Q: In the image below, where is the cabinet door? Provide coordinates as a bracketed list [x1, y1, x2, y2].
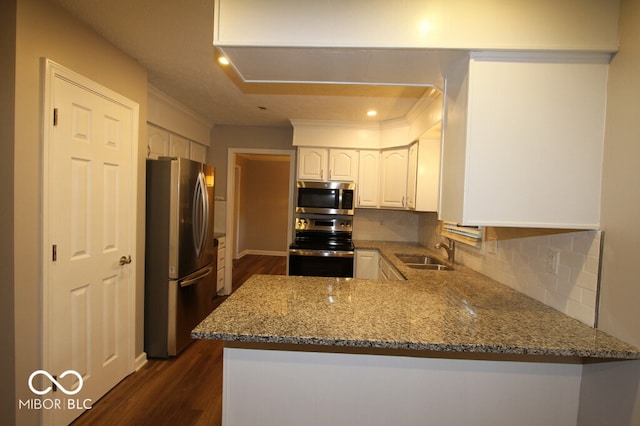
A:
[377, 255, 404, 281]
[329, 149, 358, 181]
[406, 142, 418, 209]
[357, 150, 379, 207]
[297, 147, 328, 181]
[190, 142, 207, 163]
[147, 124, 169, 159]
[379, 148, 409, 208]
[441, 57, 606, 228]
[169, 134, 191, 159]
[354, 250, 379, 279]
[378, 257, 390, 280]
[414, 139, 441, 212]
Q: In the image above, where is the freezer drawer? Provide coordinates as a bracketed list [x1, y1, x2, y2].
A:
[145, 265, 216, 358]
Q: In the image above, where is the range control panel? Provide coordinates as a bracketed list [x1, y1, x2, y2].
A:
[295, 215, 352, 233]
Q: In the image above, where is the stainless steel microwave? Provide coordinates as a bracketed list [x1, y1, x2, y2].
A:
[296, 181, 355, 215]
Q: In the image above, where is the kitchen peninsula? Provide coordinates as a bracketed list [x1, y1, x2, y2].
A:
[192, 241, 640, 426]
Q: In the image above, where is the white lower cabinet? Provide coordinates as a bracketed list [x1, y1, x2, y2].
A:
[223, 347, 582, 426]
[216, 236, 226, 293]
[354, 249, 379, 279]
[355, 249, 404, 280]
[378, 255, 404, 281]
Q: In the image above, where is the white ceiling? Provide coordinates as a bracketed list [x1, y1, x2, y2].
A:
[50, 0, 439, 128]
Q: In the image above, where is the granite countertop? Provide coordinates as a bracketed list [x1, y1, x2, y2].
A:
[192, 240, 640, 360]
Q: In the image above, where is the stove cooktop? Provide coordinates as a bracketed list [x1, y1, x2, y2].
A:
[290, 231, 354, 251]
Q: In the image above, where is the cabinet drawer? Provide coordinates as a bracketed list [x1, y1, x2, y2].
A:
[217, 236, 226, 249]
[216, 268, 225, 292]
[217, 248, 225, 269]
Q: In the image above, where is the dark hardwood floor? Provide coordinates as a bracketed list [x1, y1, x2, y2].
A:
[72, 255, 286, 426]
[230, 254, 287, 291]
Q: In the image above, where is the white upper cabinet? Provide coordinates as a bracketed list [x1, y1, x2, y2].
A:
[406, 143, 418, 209]
[169, 134, 191, 159]
[440, 54, 609, 228]
[379, 148, 409, 208]
[190, 142, 207, 163]
[147, 124, 208, 163]
[147, 86, 211, 163]
[357, 150, 380, 208]
[297, 147, 328, 181]
[147, 124, 169, 159]
[329, 149, 358, 181]
[297, 147, 358, 181]
[410, 138, 441, 212]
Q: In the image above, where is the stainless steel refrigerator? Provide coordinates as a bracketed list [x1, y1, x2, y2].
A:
[144, 157, 217, 358]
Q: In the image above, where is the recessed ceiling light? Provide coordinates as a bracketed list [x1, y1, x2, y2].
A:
[218, 56, 230, 66]
[367, 110, 378, 117]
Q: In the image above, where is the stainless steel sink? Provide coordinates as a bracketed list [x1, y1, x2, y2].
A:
[395, 253, 452, 271]
[407, 263, 451, 270]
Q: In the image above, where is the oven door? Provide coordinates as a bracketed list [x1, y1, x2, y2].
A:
[288, 249, 354, 278]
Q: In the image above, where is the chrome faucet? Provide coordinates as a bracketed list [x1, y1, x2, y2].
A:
[435, 238, 455, 263]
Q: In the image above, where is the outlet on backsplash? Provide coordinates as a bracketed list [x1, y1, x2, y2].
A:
[486, 238, 498, 255]
[547, 248, 560, 275]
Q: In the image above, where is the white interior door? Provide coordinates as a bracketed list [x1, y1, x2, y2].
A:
[43, 61, 138, 425]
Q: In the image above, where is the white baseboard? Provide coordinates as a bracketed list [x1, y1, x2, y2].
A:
[134, 352, 148, 371]
[236, 249, 288, 258]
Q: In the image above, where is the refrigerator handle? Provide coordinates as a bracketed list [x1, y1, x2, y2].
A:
[192, 171, 209, 257]
[179, 266, 214, 288]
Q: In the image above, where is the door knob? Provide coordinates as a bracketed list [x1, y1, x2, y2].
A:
[119, 255, 132, 265]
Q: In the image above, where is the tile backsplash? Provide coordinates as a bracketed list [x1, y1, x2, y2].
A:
[418, 213, 601, 326]
[353, 208, 421, 242]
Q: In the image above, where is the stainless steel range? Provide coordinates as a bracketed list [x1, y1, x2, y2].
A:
[288, 214, 354, 278]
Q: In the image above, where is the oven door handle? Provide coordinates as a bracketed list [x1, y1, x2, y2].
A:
[289, 249, 354, 258]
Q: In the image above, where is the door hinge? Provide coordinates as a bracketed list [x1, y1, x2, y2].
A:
[52, 244, 57, 262]
[53, 108, 58, 126]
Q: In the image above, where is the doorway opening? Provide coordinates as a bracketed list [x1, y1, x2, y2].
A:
[224, 149, 295, 295]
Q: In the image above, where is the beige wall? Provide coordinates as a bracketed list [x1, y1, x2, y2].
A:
[598, 0, 640, 353]
[1, 1, 16, 423]
[14, 0, 147, 422]
[578, 0, 640, 423]
[237, 157, 290, 255]
[208, 125, 294, 198]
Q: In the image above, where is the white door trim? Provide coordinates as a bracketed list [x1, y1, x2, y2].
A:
[224, 148, 296, 295]
[41, 58, 138, 423]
